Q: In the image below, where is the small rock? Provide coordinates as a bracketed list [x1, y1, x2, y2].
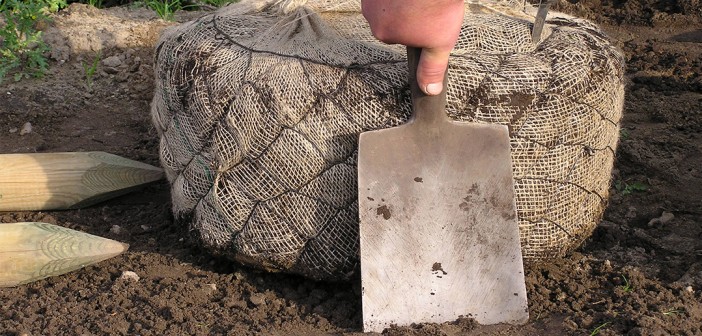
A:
[103, 67, 119, 75]
[224, 297, 247, 309]
[9, 127, 18, 133]
[119, 271, 140, 282]
[659, 211, 675, 224]
[686, 286, 693, 293]
[140, 225, 151, 231]
[563, 318, 578, 330]
[206, 283, 217, 291]
[249, 293, 266, 306]
[102, 55, 122, 68]
[648, 211, 675, 227]
[19, 122, 32, 135]
[109, 225, 122, 235]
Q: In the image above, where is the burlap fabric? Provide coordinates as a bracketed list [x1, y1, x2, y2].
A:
[151, 0, 625, 280]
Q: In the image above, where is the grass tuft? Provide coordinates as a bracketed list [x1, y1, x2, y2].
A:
[589, 322, 611, 336]
[619, 274, 633, 292]
[82, 51, 101, 89]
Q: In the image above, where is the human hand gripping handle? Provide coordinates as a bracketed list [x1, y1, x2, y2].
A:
[361, 0, 464, 96]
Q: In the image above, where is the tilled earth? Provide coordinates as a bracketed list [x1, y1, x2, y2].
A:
[1, 1, 701, 335]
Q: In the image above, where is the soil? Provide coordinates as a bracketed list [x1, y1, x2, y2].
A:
[1, 1, 701, 335]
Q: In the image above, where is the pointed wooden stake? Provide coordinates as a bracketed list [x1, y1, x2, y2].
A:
[0, 222, 128, 287]
[0, 152, 164, 211]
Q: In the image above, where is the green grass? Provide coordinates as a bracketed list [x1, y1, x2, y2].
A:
[615, 180, 649, 196]
[619, 128, 630, 140]
[0, 0, 237, 82]
[589, 322, 611, 336]
[85, 0, 104, 8]
[619, 274, 633, 292]
[141, 0, 239, 20]
[200, 0, 237, 6]
[142, 0, 182, 21]
[662, 308, 683, 316]
[82, 51, 101, 88]
[0, 0, 66, 82]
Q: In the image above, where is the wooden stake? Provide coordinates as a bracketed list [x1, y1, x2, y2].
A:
[0, 152, 164, 211]
[0, 222, 128, 287]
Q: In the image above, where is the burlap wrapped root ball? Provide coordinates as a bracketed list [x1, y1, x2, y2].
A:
[151, 0, 625, 280]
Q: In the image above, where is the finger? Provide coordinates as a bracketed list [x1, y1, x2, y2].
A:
[417, 47, 451, 96]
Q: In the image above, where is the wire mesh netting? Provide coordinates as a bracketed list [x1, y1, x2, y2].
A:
[151, 0, 625, 280]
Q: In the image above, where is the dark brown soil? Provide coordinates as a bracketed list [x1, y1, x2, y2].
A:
[1, 1, 701, 335]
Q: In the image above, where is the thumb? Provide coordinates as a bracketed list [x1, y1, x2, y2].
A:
[417, 48, 451, 96]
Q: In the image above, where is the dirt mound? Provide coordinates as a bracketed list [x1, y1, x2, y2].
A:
[555, 0, 702, 25]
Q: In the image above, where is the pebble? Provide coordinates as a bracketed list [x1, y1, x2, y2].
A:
[249, 293, 266, 306]
[563, 318, 578, 330]
[109, 225, 122, 235]
[119, 271, 140, 282]
[9, 127, 18, 133]
[19, 122, 32, 135]
[685, 286, 693, 293]
[659, 211, 675, 224]
[648, 211, 675, 226]
[102, 55, 122, 68]
[206, 283, 217, 291]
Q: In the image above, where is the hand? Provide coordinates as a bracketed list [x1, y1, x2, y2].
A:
[362, 0, 464, 95]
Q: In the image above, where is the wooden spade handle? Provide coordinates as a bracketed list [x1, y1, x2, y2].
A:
[406, 47, 450, 127]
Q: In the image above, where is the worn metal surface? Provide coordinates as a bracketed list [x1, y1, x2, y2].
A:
[358, 47, 528, 333]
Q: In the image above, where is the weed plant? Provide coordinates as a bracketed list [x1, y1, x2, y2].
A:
[619, 274, 633, 292]
[615, 180, 649, 196]
[0, 0, 66, 82]
[82, 51, 101, 89]
[142, 0, 182, 20]
[200, 0, 237, 6]
[0, 0, 237, 82]
[141, 0, 238, 20]
[86, 0, 104, 8]
[589, 322, 610, 336]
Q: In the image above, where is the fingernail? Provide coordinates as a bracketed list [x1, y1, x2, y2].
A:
[425, 83, 443, 95]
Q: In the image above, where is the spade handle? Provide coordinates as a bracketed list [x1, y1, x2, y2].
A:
[407, 47, 450, 127]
